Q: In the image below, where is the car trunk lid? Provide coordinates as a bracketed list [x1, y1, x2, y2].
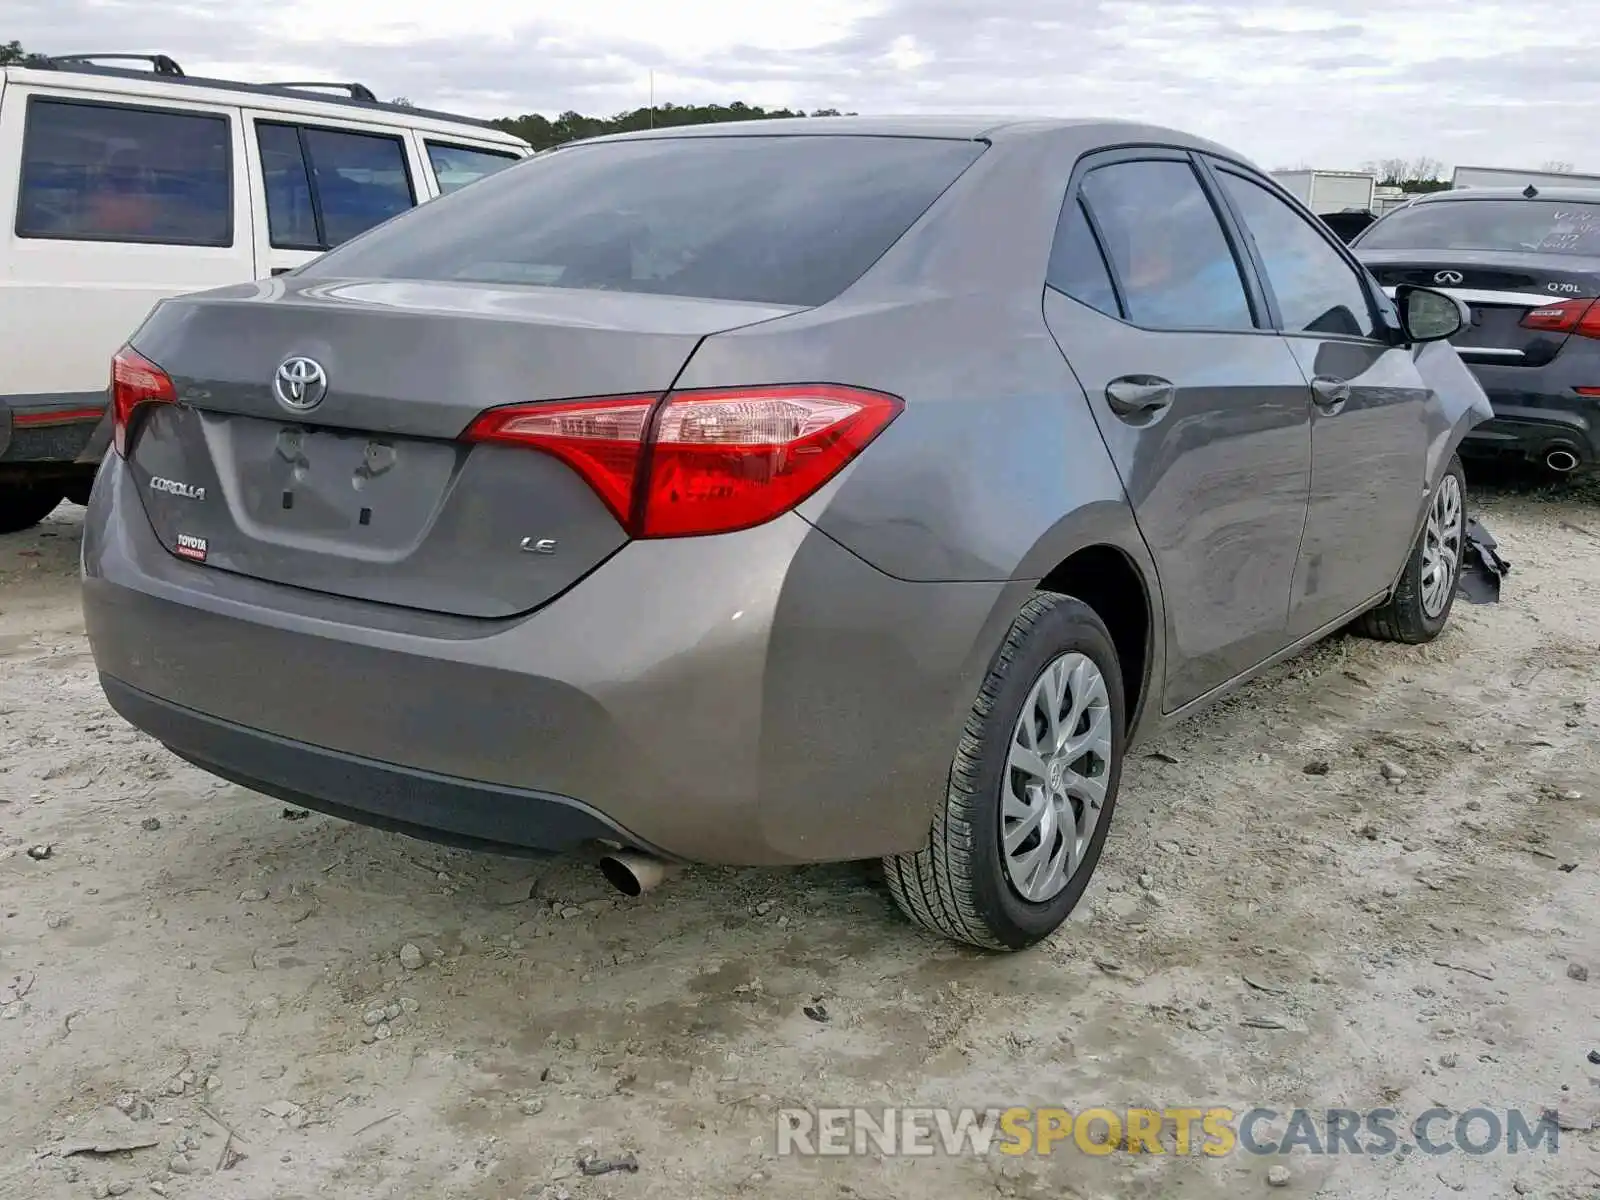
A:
[125, 277, 799, 618]
[1360, 249, 1600, 367]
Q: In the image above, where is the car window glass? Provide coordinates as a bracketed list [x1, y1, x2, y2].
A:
[300, 135, 987, 307]
[1047, 198, 1120, 317]
[17, 98, 231, 246]
[1078, 160, 1254, 331]
[426, 142, 520, 195]
[256, 124, 319, 249]
[299, 127, 415, 247]
[1218, 170, 1378, 339]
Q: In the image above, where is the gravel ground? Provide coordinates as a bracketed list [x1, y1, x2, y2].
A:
[1, 474, 1597, 1200]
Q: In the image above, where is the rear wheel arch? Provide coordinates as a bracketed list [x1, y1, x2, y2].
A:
[1036, 543, 1154, 733]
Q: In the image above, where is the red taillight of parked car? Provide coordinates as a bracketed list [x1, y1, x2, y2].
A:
[111, 346, 178, 457]
[464, 384, 904, 537]
[1520, 298, 1600, 339]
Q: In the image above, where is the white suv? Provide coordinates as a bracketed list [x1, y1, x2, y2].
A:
[0, 53, 530, 532]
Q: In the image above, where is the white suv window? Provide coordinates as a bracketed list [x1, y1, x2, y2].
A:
[17, 97, 232, 246]
[425, 141, 519, 195]
[255, 121, 415, 250]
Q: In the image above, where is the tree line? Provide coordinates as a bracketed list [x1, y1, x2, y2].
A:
[5, 39, 847, 151]
[1, 39, 46, 65]
[490, 101, 850, 152]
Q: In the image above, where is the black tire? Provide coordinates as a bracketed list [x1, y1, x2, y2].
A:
[62, 472, 96, 507]
[884, 593, 1126, 950]
[1354, 454, 1466, 645]
[0, 481, 64, 535]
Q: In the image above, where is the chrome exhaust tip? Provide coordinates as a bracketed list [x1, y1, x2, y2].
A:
[598, 851, 679, 897]
[1544, 446, 1580, 474]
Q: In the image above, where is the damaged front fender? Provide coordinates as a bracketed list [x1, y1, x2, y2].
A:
[1415, 339, 1494, 489]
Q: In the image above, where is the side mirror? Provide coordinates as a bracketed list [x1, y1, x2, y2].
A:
[1395, 285, 1469, 343]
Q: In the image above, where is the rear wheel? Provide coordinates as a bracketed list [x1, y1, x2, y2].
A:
[62, 471, 96, 507]
[1355, 454, 1466, 644]
[0, 480, 64, 534]
[884, 594, 1126, 950]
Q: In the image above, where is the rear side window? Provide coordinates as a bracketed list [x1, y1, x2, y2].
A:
[426, 142, 519, 195]
[1216, 170, 1379, 339]
[1047, 198, 1120, 317]
[256, 122, 416, 250]
[301, 135, 987, 307]
[17, 97, 231, 246]
[1078, 160, 1255, 331]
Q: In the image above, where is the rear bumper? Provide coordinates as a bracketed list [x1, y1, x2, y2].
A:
[1463, 358, 1600, 466]
[102, 675, 652, 856]
[0, 392, 108, 465]
[82, 459, 1025, 865]
[1461, 407, 1596, 465]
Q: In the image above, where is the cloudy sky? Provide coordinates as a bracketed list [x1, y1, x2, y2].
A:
[6, 0, 1588, 173]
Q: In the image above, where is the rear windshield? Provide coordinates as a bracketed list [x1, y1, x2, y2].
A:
[1358, 198, 1600, 256]
[299, 135, 986, 306]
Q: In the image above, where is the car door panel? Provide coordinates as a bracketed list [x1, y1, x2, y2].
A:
[1278, 337, 1430, 632]
[1, 88, 254, 402]
[1042, 153, 1312, 713]
[1204, 162, 1434, 636]
[1047, 294, 1313, 708]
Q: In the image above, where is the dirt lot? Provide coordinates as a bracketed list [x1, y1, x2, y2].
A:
[1, 475, 1597, 1200]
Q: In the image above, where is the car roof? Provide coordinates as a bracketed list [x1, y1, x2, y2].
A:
[579, 113, 1237, 153]
[2, 59, 526, 145]
[1410, 186, 1600, 205]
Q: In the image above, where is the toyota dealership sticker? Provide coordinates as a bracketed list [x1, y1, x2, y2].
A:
[174, 533, 208, 563]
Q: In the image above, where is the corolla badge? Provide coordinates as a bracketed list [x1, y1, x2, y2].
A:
[149, 476, 205, 501]
[1433, 270, 1464, 285]
[274, 357, 328, 411]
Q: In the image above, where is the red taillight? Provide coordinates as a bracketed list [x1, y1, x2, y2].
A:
[641, 385, 903, 537]
[463, 395, 655, 525]
[464, 384, 903, 538]
[1520, 298, 1600, 339]
[111, 346, 178, 457]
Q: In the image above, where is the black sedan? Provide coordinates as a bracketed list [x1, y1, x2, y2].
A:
[1353, 185, 1600, 475]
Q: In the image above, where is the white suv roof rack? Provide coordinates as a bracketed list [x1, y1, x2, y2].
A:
[24, 52, 494, 129]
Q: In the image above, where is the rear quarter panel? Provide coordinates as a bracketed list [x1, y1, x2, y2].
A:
[675, 129, 1168, 736]
[676, 129, 1153, 588]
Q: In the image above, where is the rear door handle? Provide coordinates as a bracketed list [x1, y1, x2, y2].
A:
[270, 267, 292, 276]
[1105, 376, 1175, 419]
[1310, 376, 1351, 413]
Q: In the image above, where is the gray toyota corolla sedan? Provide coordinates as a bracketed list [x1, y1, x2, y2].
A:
[81, 116, 1491, 950]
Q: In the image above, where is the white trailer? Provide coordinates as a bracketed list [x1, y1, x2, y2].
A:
[1372, 186, 1415, 215]
[1450, 165, 1600, 191]
[1271, 170, 1378, 214]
